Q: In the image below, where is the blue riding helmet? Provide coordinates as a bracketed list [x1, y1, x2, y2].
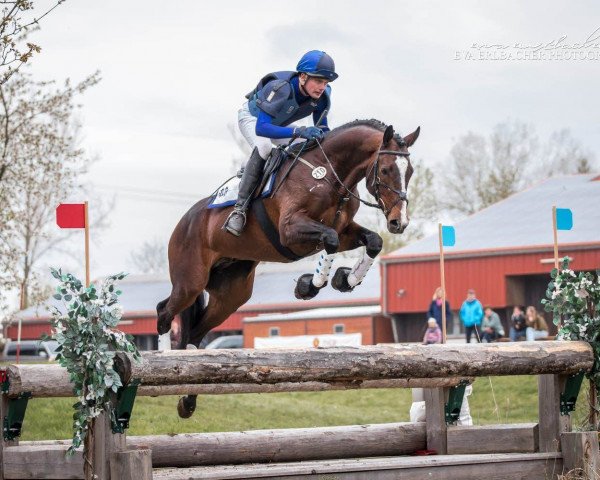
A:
[296, 50, 338, 81]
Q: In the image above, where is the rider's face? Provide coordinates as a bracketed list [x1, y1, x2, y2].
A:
[300, 74, 329, 99]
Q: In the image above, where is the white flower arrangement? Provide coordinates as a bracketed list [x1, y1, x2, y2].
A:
[48, 268, 140, 454]
[542, 258, 600, 386]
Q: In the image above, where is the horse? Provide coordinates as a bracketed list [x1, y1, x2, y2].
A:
[156, 118, 420, 417]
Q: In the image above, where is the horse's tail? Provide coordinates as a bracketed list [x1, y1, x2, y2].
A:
[178, 293, 207, 349]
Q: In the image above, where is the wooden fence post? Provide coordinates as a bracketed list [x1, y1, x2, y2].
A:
[561, 431, 600, 479]
[424, 387, 447, 454]
[538, 374, 571, 453]
[85, 408, 126, 480]
[110, 448, 152, 480]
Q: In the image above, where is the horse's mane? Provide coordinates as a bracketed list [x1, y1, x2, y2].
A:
[327, 118, 405, 146]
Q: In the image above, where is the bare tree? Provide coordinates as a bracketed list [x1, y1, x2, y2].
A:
[538, 128, 596, 177]
[128, 238, 168, 275]
[0, 70, 101, 311]
[0, 1, 65, 84]
[441, 120, 596, 216]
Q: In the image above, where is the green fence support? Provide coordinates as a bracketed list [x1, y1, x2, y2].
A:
[445, 381, 469, 424]
[111, 379, 140, 434]
[3, 392, 32, 441]
[560, 371, 585, 416]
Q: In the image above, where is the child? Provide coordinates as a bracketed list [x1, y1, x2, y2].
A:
[423, 318, 442, 345]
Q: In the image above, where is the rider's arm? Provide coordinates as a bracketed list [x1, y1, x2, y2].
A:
[255, 110, 295, 139]
[312, 97, 330, 132]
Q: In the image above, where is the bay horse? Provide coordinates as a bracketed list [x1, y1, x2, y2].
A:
[156, 119, 420, 417]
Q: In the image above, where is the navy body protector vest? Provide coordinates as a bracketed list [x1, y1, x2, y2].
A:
[246, 71, 330, 127]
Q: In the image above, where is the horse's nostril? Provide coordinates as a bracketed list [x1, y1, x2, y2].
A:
[389, 219, 400, 228]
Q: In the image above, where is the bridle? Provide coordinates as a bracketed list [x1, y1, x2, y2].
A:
[310, 139, 410, 216]
[366, 146, 411, 216]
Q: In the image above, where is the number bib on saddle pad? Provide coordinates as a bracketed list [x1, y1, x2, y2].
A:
[207, 172, 277, 209]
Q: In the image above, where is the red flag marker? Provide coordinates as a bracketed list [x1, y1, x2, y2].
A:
[56, 202, 90, 286]
[56, 203, 86, 228]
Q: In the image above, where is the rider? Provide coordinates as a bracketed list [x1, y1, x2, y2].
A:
[223, 50, 338, 236]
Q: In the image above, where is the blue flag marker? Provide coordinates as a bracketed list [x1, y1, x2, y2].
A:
[556, 208, 573, 231]
[441, 225, 456, 247]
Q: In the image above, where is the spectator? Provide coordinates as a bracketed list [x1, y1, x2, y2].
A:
[427, 287, 453, 333]
[459, 289, 483, 343]
[481, 306, 505, 343]
[525, 306, 549, 341]
[509, 305, 527, 341]
[423, 318, 442, 345]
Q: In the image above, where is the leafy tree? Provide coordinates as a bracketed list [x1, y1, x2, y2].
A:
[0, 70, 101, 314]
[441, 120, 596, 216]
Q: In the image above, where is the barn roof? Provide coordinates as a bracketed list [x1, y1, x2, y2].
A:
[16, 257, 380, 322]
[383, 174, 600, 260]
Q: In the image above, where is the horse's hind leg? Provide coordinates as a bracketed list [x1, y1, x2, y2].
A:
[156, 262, 210, 335]
[177, 260, 258, 419]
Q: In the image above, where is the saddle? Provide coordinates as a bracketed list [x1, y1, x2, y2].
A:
[256, 138, 321, 195]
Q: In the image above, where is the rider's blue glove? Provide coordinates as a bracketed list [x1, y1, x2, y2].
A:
[294, 126, 324, 140]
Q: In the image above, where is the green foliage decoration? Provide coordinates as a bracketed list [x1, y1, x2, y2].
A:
[542, 258, 600, 386]
[48, 268, 140, 454]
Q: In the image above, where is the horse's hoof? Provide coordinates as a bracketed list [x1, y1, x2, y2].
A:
[177, 396, 197, 419]
[294, 274, 325, 300]
[331, 267, 355, 293]
[157, 315, 172, 335]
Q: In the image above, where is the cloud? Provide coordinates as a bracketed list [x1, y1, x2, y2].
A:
[265, 21, 357, 61]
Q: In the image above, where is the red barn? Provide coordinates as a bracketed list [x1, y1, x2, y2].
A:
[381, 174, 600, 342]
[6, 259, 384, 349]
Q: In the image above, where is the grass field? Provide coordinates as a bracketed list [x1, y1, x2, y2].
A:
[18, 375, 557, 441]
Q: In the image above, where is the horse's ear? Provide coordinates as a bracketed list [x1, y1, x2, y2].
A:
[403, 126, 420, 147]
[383, 125, 394, 144]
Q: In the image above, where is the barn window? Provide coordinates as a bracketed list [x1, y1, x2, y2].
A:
[269, 327, 280, 337]
[333, 324, 345, 334]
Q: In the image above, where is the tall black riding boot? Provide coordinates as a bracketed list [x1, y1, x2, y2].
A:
[223, 147, 266, 236]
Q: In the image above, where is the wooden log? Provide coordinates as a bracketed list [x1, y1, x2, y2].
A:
[2, 444, 83, 479]
[119, 341, 594, 387]
[126, 422, 425, 467]
[561, 431, 600, 478]
[136, 377, 473, 396]
[5, 364, 74, 397]
[151, 452, 563, 480]
[4, 363, 473, 397]
[447, 423, 539, 454]
[110, 449, 152, 480]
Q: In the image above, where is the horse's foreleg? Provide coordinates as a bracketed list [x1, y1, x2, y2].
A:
[333, 222, 383, 292]
[281, 214, 340, 254]
[294, 251, 335, 300]
[282, 214, 340, 300]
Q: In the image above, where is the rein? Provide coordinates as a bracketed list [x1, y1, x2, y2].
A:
[308, 140, 410, 216]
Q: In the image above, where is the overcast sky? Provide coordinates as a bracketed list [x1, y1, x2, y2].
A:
[23, 0, 600, 285]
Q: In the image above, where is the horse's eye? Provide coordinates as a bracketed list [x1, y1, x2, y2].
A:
[381, 167, 389, 175]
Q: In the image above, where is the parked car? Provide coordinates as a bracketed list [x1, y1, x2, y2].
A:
[204, 335, 243, 349]
[1, 339, 59, 362]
